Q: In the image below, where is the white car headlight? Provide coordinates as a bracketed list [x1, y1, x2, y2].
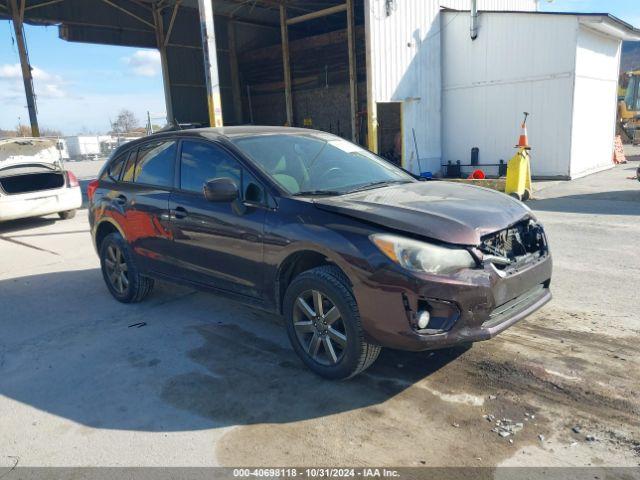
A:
[370, 234, 476, 275]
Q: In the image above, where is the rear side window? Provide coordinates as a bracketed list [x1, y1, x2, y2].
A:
[121, 150, 138, 183]
[128, 140, 176, 187]
[102, 153, 126, 181]
[180, 141, 241, 193]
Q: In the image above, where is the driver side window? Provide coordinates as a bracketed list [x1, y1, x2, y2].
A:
[180, 141, 241, 194]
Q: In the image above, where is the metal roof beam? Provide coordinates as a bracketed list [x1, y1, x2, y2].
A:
[99, 0, 155, 29]
[286, 3, 346, 25]
[226, 0, 313, 15]
[164, 0, 180, 46]
[24, 0, 64, 12]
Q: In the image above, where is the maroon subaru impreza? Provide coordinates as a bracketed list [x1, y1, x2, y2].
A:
[89, 127, 552, 379]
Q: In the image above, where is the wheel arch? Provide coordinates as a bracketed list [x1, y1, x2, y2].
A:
[93, 218, 125, 253]
[275, 249, 353, 314]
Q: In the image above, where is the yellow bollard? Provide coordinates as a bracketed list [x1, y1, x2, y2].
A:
[505, 147, 532, 201]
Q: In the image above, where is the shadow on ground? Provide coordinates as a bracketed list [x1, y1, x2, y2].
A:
[530, 189, 640, 215]
[0, 269, 467, 432]
[0, 216, 59, 234]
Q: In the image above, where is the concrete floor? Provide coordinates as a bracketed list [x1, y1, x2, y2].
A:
[0, 160, 639, 467]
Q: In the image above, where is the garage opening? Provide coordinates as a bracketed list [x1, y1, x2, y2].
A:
[226, 1, 367, 144]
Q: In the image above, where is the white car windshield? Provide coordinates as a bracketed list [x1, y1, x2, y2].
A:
[232, 133, 414, 195]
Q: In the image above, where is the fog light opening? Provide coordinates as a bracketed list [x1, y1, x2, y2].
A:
[417, 310, 431, 329]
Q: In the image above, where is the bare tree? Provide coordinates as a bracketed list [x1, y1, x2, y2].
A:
[40, 127, 64, 137]
[15, 124, 31, 137]
[111, 109, 139, 134]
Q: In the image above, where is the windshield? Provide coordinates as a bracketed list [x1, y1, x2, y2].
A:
[231, 133, 414, 195]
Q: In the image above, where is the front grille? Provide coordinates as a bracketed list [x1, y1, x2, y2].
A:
[483, 284, 546, 328]
[480, 219, 547, 270]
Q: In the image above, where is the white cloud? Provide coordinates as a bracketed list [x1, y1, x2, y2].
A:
[123, 50, 161, 77]
[0, 61, 166, 134]
[0, 63, 69, 101]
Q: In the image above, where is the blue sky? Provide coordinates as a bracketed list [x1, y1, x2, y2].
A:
[539, 0, 640, 25]
[1, 1, 639, 134]
[0, 23, 166, 134]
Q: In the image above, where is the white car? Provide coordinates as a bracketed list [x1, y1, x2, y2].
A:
[0, 138, 82, 222]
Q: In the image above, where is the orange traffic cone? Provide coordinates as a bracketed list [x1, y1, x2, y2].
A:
[516, 112, 530, 149]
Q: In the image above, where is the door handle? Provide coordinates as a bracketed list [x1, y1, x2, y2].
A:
[173, 206, 188, 219]
[114, 194, 127, 206]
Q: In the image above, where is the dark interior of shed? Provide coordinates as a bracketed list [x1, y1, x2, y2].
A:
[218, 0, 367, 145]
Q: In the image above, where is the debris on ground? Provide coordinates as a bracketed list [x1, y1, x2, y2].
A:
[452, 422, 460, 428]
[538, 434, 545, 442]
[572, 426, 582, 434]
[490, 418, 524, 438]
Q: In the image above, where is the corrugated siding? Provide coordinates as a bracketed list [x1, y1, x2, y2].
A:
[569, 26, 621, 178]
[366, 0, 441, 172]
[366, 0, 538, 173]
[441, 12, 579, 178]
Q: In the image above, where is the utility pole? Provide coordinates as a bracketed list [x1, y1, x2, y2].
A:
[9, 0, 40, 137]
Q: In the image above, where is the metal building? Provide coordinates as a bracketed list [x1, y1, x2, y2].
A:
[442, 11, 640, 179]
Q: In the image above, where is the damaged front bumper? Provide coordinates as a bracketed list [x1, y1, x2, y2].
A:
[353, 252, 553, 351]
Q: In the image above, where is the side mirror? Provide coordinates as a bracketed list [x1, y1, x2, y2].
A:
[204, 178, 239, 203]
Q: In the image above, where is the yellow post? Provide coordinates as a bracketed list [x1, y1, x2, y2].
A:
[198, 0, 223, 128]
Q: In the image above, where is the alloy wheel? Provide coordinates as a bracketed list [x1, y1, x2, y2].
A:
[104, 244, 129, 294]
[293, 289, 347, 366]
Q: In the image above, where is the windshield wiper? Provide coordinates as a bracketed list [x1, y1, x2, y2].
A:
[346, 179, 411, 194]
[292, 190, 343, 197]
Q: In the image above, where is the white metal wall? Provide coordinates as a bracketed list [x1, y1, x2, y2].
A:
[365, 0, 441, 173]
[365, 0, 539, 174]
[569, 26, 621, 178]
[441, 0, 538, 11]
[442, 12, 579, 178]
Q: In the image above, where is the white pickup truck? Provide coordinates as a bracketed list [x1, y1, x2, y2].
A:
[0, 138, 82, 222]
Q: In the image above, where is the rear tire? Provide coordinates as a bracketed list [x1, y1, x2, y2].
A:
[284, 265, 381, 380]
[99, 232, 154, 303]
[58, 209, 76, 220]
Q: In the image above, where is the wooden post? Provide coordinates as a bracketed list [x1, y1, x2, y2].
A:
[228, 19, 243, 124]
[346, 0, 357, 143]
[364, 0, 377, 153]
[153, 6, 174, 124]
[286, 4, 347, 25]
[9, 0, 39, 137]
[198, 0, 224, 127]
[280, 3, 293, 126]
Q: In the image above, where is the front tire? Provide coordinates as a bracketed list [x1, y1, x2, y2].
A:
[58, 209, 76, 220]
[284, 265, 381, 379]
[99, 232, 154, 303]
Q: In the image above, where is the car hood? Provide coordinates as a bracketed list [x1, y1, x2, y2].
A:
[0, 138, 61, 171]
[313, 181, 533, 246]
